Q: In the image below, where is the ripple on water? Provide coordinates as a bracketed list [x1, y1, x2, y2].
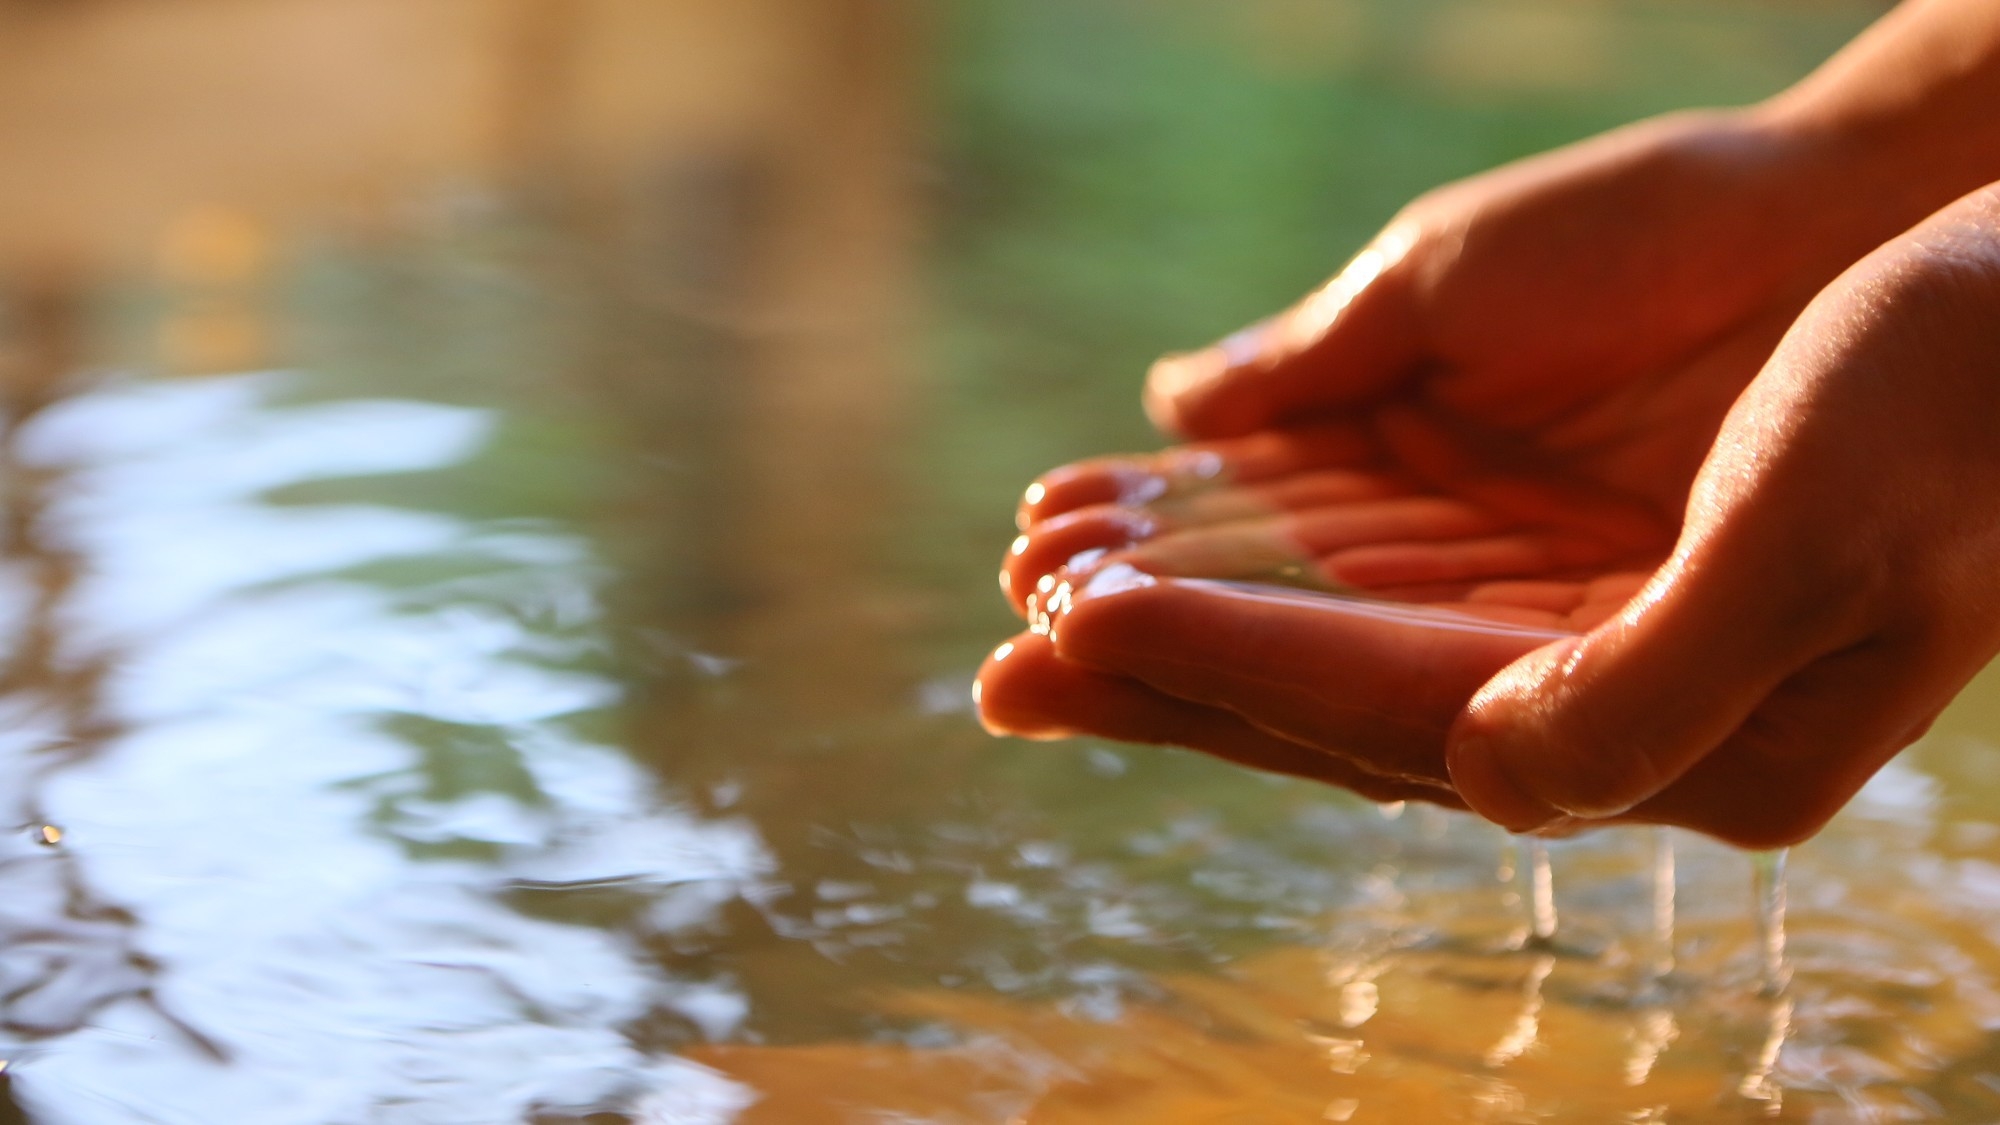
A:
[5, 372, 2000, 1123]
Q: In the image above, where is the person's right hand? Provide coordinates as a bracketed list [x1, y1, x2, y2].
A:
[1003, 112, 1871, 628]
[977, 110, 1828, 830]
[979, 106, 1997, 846]
[982, 2, 2000, 846]
[986, 183, 2000, 849]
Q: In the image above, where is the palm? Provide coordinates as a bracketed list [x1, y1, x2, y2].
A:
[984, 308, 1792, 817]
[1004, 300, 1805, 624]
[978, 90, 2000, 844]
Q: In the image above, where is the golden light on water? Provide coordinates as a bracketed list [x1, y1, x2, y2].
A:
[0, 1, 1963, 1121]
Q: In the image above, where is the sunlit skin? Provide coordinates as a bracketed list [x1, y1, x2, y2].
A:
[978, 0, 2000, 847]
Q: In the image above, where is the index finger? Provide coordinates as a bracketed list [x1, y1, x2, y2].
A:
[1045, 564, 1573, 786]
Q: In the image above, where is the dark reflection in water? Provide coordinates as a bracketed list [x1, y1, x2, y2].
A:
[10, 0, 2000, 1122]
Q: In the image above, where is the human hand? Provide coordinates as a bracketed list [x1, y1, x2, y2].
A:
[1143, 108, 1874, 467]
[980, 109, 1829, 835]
[978, 416, 1660, 815]
[980, 186, 2000, 847]
[1448, 186, 2000, 844]
[981, 0, 2000, 846]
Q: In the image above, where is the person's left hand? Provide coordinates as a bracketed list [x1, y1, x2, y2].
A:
[980, 187, 2000, 848]
[977, 412, 1667, 821]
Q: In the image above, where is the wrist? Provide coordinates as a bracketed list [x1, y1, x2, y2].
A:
[1746, 0, 2000, 248]
[1722, 100, 1982, 284]
[1618, 107, 1916, 300]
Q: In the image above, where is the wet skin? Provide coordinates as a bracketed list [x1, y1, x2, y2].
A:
[981, 197, 2000, 847]
[976, 0, 2000, 846]
[980, 411, 1681, 834]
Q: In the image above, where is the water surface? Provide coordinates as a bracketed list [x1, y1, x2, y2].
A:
[6, 1, 1995, 1121]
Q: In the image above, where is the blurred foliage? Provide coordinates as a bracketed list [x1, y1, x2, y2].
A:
[909, 0, 1878, 612]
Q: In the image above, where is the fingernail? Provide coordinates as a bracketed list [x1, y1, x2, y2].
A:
[1028, 576, 1072, 637]
[1028, 558, 1155, 640]
[1219, 319, 1274, 367]
[1077, 561, 1157, 600]
[1116, 470, 1169, 507]
[1063, 547, 1109, 577]
[1152, 321, 1272, 405]
[1152, 448, 1227, 493]
[1111, 510, 1160, 543]
[1147, 347, 1229, 404]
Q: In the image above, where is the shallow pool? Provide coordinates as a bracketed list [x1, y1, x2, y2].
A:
[3, 1, 1990, 1121]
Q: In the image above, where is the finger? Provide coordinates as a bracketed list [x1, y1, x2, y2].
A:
[1144, 231, 1425, 440]
[975, 630, 1465, 806]
[1445, 540, 1860, 832]
[1451, 572, 1651, 630]
[1115, 496, 1503, 585]
[1147, 468, 1416, 528]
[1320, 530, 1623, 590]
[1001, 506, 1158, 613]
[1016, 422, 1378, 529]
[1463, 580, 1589, 616]
[1017, 449, 1228, 531]
[1627, 637, 1967, 848]
[1373, 404, 1674, 554]
[1422, 599, 1586, 630]
[1048, 564, 1570, 786]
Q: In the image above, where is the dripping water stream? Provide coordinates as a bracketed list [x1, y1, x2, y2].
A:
[1752, 848, 1790, 996]
[1523, 837, 1558, 946]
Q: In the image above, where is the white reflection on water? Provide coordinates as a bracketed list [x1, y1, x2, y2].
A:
[0, 374, 766, 1123]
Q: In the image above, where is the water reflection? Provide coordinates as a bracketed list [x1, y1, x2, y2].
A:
[8, 361, 2000, 1119]
[1, 0, 1997, 1121]
[688, 784, 2000, 1121]
[1, 372, 769, 1120]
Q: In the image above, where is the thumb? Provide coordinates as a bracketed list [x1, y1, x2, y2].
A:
[1145, 226, 1426, 440]
[1444, 544, 1848, 832]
